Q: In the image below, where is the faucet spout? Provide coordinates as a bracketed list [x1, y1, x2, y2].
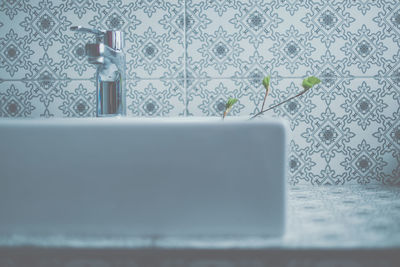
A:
[70, 26, 105, 36]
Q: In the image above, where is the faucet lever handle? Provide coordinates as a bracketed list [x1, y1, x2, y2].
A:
[70, 26, 105, 36]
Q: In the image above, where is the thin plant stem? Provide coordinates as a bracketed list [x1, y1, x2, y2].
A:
[250, 90, 307, 120]
[260, 85, 269, 112]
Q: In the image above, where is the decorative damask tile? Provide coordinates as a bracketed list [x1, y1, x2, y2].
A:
[202, 26, 244, 75]
[233, 51, 277, 82]
[186, 0, 281, 78]
[269, 25, 316, 76]
[309, 165, 346, 186]
[269, 79, 317, 131]
[341, 0, 384, 16]
[63, 0, 97, 20]
[288, 140, 315, 185]
[341, 24, 388, 75]
[163, 73, 186, 104]
[185, 1, 212, 44]
[301, 106, 356, 163]
[340, 79, 388, 131]
[229, 0, 283, 49]
[185, 57, 210, 94]
[376, 51, 400, 102]
[20, 0, 72, 52]
[325, 3, 399, 77]
[0, 0, 29, 20]
[232, 71, 277, 110]
[8, 0, 77, 79]
[128, 27, 174, 77]
[126, 0, 184, 79]
[0, 82, 35, 117]
[373, 108, 400, 161]
[271, 0, 313, 17]
[158, 0, 185, 43]
[23, 53, 71, 117]
[306, 50, 352, 105]
[57, 31, 97, 79]
[132, 0, 168, 18]
[0, 29, 33, 79]
[341, 139, 387, 184]
[88, 0, 139, 39]
[58, 80, 96, 117]
[373, 0, 400, 45]
[301, 0, 355, 48]
[385, 164, 400, 185]
[126, 79, 185, 117]
[186, 78, 256, 116]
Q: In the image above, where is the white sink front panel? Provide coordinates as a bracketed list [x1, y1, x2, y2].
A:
[0, 117, 287, 238]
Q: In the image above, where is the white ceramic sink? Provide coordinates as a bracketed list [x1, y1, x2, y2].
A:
[0, 117, 287, 239]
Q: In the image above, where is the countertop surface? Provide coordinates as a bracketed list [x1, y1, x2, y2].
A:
[1, 185, 399, 249]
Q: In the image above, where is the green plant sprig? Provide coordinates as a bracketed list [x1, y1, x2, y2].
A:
[261, 75, 271, 112]
[250, 76, 320, 119]
[223, 76, 321, 120]
[223, 98, 238, 119]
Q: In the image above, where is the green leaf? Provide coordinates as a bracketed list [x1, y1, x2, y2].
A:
[302, 76, 321, 91]
[223, 98, 238, 118]
[262, 76, 271, 91]
[225, 98, 238, 110]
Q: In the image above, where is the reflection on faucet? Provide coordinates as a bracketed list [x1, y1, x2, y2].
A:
[70, 26, 126, 117]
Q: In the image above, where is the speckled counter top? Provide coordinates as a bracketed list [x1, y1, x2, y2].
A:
[1, 185, 400, 266]
[153, 184, 400, 249]
[1, 185, 399, 249]
[285, 184, 400, 248]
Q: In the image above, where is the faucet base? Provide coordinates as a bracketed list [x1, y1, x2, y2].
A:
[97, 80, 124, 117]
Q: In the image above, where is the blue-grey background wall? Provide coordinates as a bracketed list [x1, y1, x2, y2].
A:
[0, 0, 399, 185]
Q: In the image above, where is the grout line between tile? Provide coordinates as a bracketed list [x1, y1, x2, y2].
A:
[183, 0, 188, 116]
[0, 76, 393, 83]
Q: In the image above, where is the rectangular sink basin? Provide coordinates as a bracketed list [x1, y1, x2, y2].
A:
[0, 117, 287, 239]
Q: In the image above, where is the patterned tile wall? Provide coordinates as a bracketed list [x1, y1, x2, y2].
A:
[0, 0, 399, 185]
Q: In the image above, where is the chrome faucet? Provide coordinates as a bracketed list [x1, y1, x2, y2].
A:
[70, 26, 126, 117]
